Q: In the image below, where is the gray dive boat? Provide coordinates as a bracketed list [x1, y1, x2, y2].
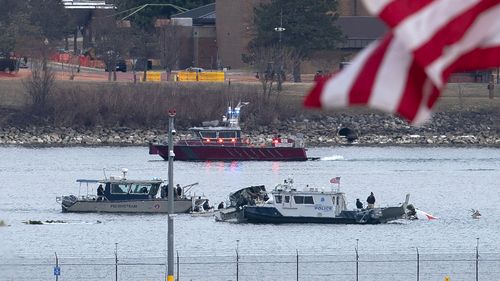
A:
[216, 178, 410, 224]
[57, 169, 206, 213]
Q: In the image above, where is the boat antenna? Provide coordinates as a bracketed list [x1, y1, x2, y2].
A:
[103, 168, 107, 180]
[121, 168, 128, 180]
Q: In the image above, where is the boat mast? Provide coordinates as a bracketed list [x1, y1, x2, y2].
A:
[227, 101, 248, 128]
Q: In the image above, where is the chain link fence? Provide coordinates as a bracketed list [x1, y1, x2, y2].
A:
[2, 250, 500, 281]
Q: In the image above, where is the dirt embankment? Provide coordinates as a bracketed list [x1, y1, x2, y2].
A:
[0, 80, 499, 146]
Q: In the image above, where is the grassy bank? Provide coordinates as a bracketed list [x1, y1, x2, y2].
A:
[0, 79, 499, 132]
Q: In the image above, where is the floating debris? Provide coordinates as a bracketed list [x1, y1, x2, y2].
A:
[471, 209, 481, 219]
[23, 220, 67, 225]
[23, 220, 43, 225]
[0, 220, 6, 226]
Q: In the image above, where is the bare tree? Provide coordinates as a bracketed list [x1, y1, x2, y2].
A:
[245, 45, 292, 101]
[92, 11, 131, 81]
[158, 22, 181, 77]
[24, 59, 55, 117]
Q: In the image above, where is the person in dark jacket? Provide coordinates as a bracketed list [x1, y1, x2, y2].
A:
[217, 201, 225, 209]
[160, 185, 168, 198]
[356, 198, 363, 209]
[203, 199, 212, 211]
[176, 184, 182, 198]
[97, 184, 104, 201]
[367, 192, 376, 209]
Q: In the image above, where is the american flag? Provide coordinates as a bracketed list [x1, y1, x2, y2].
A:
[330, 177, 341, 184]
[304, 0, 500, 125]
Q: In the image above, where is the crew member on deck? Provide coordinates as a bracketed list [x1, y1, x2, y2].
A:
[203, 199, 212, 211]
[367, 192, 376, 209]
[97, 184, 104, 201]
[218, 201, 224, 209]
[161, 185, 168, 198]
[176, 184, 182, 198]
[356, 198, 363, 209]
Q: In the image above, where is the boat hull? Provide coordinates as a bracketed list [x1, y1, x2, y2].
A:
[150, 143, 308, 161]
[242, 206, 405, 224]
[61, 198, 201, 214]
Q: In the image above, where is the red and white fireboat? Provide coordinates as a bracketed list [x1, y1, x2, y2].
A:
[149, 102, 309, 161]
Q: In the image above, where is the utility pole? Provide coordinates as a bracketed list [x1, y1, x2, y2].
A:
[167, 109, 176, 281]
[274, 9, 285, 91]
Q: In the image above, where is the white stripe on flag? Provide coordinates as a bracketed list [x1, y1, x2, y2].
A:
[370, 37, 413, 113]
[426, 4, 500, 86]
[395, 0, 480, 50]
[412, 78, 434, 126]
[363, 0, 395, 15]
[320, 41, 380, 108]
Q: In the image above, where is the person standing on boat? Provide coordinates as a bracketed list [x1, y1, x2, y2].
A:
[176, 184, 182, 198]
[97, 185, 104, 201]
[218, 201, 224, 209]
[160, 185, 168, 198]
[356, 198, 363, 209]
[203, 199, 212, 211]
[367, 192, 376, 209]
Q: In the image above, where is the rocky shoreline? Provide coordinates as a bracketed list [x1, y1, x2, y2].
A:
[1, 112, 499, 147]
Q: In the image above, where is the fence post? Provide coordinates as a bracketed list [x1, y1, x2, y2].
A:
[236, 240, 239, 281]
[54, 252, 58, 281]
[355, 239, 359, 281]
[476, 238, 479, 281]
[115, 243, 118, 281]
[176, 251, 179, 281]
[416, 247, 419, 281]
[296, 249, 299, 281]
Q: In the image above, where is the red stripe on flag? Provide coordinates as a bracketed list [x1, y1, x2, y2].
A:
[304, 75, 330, 108]
[349, 34, 393, 105]
[414, 0, 499, 68]
[395, 61, 429, 122]
[443, 46, 500, 80]
[378, 0, 434, 27]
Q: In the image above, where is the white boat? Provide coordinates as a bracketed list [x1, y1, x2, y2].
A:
[217, 178, 409, 224]
[56, 169, 206, 214]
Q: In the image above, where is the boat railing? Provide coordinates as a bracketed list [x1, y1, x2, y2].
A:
[176, 139, 246, 147]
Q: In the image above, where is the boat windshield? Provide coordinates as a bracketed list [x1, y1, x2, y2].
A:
[109, 182, 160, 196]
[111, 184, 129, 194]
[200, 131, 217, 139]
[130, 184, 151, 194]
[218, 131, 237, 139]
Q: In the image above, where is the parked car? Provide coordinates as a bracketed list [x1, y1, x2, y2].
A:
[105, 59, 127, 72]
[185, 67, 204, 72]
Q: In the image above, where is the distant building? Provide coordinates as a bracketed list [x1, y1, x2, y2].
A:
[161, 0, 385, 71]
[170, 3, 217, 69]
[215, 0, 384, 70]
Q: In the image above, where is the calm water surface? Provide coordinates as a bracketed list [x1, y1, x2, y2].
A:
[0, 146, 499, 280]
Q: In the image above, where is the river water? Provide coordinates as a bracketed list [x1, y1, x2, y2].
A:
[1, 146, 499, 281]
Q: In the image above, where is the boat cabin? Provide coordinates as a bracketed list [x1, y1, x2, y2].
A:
[269, 179, 347, 217]
[189, 127, 243, 145]
[76, 178, 163, 201]
[102, 178, 163, 201]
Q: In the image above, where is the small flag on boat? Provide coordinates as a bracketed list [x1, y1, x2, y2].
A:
[330, 177, 341, 184]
